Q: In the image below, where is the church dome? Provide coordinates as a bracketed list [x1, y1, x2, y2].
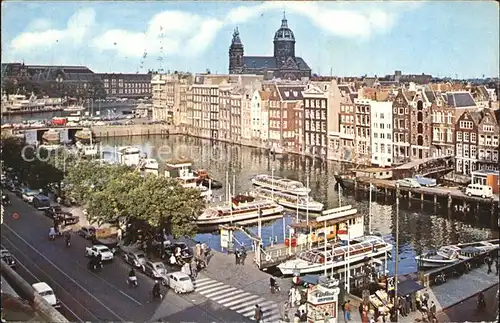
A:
[274, 14, 295, 42]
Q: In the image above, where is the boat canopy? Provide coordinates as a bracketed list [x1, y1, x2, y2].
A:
[291, 213, 360, 229]
[255, 175, 306, 190]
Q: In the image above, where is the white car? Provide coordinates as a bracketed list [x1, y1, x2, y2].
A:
[165, 271, 194, 294]
[396, 178, 421, 188]
[85, 245, 114, 261]
[32, 282, 61, 308]
[22, 189, 38, 203]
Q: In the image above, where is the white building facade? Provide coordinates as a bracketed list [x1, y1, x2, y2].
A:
[370, 101, 393, 167]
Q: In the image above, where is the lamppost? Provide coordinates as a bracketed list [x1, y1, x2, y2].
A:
[394, 183, 400, 322]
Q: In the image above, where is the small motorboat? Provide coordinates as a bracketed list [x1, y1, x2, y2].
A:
[195, 170, 223, 189]
[415, 246, 460, 269]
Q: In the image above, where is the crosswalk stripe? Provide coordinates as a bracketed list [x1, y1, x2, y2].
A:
[204, 286, 237, 298]
[211, 289, 246, 301]
[239, 301, 276, 317]
[199, 285, 233, 296]
[196, 282, 224, 291]
[234, 297, 266, 313]
[194, 280, 220, 288]
[194, 278, 212, 284]
[226, 294, 259, 308]
[219, 292, 252, 306]
[265, 312, 282, 322]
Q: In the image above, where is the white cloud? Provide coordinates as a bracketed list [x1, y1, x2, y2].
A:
[225, 2, 397, 38]
[92, 10, 223, 58]
[10, 8, 96, 52]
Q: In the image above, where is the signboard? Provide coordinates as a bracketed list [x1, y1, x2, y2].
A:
[220, 229, 232, 249]
[24, 130, 38, 145]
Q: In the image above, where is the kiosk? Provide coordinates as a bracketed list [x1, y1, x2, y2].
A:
[306, 278, 341, 323]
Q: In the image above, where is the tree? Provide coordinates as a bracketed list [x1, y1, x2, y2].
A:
[1, 137, 64, 189]
[63, 162, 206, 243]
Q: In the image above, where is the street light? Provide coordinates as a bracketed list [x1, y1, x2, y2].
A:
[394, 183, 400, 322]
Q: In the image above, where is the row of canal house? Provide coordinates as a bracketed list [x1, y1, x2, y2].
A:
[169, 73, 500, 176]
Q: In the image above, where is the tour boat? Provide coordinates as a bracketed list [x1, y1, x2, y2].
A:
[140, 158, 159, 176]
[74, 128, 94, 144]
[117, 146, 141, 167]
[63, 105, 85, 112]
[197, 195, 284, 226]
[415, 239, 499, 268]
[277, 235, 393, 275]
[251, 174, 311, 196]
[249, 187, 324, 212]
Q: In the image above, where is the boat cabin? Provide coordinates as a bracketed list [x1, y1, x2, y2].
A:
[287, 205, 364, 246]
[164, 158, 195, 179]
[117, 146, 141, 167]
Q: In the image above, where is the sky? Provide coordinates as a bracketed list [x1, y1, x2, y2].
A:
[1, 1, 499, 78]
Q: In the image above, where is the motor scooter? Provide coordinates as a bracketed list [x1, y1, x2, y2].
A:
[65, 239, 71, 247]
[270, 283, 281, 294]
[128, 276, 138, 287]
[89, 259, 103, 271]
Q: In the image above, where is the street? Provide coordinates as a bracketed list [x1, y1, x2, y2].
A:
[1, 193, 249, 322]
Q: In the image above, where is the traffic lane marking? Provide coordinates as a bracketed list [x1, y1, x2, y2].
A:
[2, 235, 90, 323]
[2, 224, 127, 322]
[3, 205, 146, 308]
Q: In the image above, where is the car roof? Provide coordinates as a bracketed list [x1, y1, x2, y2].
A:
[150, 261, 164, 266]
[170, 271, 188, 278]
[32, 282, 52, 293]
[94, 245, 109, 249]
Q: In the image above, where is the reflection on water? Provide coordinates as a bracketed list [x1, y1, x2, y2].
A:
[102, 135, 499, 274]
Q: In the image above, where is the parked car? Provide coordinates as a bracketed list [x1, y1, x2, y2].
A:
[143, 261, 168, 281]
[21, 189, 38, 203]
[32, 194, 51, 210]
[414, 175, 437, 187]
[32, 282, 61, 308]
[163, 242, 194, 262]
[14, 186, 24, 198]
[396, 178, 421, 188]
[54, 212, 79, 226]
[165, 271, 194, 293]
[1, 247, 16, 269]
[44, 206, 63, 218]
[123, 250, 147, 269]
[85, 245, 114, 261]
[465, 184, 493, 199]
[78, 226, 96, 240]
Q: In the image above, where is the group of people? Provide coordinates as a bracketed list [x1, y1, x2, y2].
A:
[234, 246, 247, 265]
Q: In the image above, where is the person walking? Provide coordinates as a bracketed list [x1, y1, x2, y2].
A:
[240, 246, 247, 265]
[289, 287, 295, 307]
[254, 304, 263, 323]
[234, 249, 240, 265]
[495, 259, 499, 275]
[485, 256, 492, 274]
[344, 300, 352, 322]
[429, 301, 437, 322]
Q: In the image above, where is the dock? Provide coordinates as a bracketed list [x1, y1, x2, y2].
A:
[343, 177, 499, 217]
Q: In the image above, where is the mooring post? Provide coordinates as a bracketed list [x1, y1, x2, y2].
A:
[447, 192, 452, 216]
[433, 195, 437, 205]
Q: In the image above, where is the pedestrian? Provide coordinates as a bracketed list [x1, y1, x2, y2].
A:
[495, 259, 499, 275]
[289, 287, 295, 306]
[400, 296, 407, 316]
[195, 243, 201, 258]
[295, 288, 302, 306]
[344, 300, 351, 322]
[485, 256, 492, 274]
[254, 304, 263, 323]
[300, 309, 307, 322]
[429, 301, 436, 321]
[190, 261, 197, 279]
[293, 311, 300, 323]
[240, 246, 247, 265]
[234, 249, 240, 265]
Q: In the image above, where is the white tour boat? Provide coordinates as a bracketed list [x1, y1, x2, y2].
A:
[197, 195, 284, 226]
[250, 187, 324, 212]
[63, 105, 85, 112]
[117, 146, 141, 167]
[277, 235, 393, 275]
[251, 174, 311, 196]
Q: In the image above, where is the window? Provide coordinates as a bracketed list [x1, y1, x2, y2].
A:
[479, 135, 485, 145]
[447, 129, 453, 143]
[380, 113, 384, 119]
[493, 151, 499, 162]
[483, 125, 494, 132]
[464, 132, 469, 142]
[456, 143, 462, 157]
[373, 133, 378, 139]
[463, 144, 469, 157]
[486, 136, 492, 146]
[470, 133, 476, 143]
[460, 121, 473, 129]
[493, 136, 499, 147]
[456, 131, 462, 142]
[471, 145, 477, 158]
[374, 143, 378, 153]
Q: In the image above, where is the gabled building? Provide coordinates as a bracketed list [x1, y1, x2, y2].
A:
[454, 110, 481, 175]
[409, 87, 433, 159]
[370, 101, 393, 167]
[250, 90, 270, 145]
[476, 109, 500, 172]
[392, 89, 413, 164]
[430, 90, 455, 158]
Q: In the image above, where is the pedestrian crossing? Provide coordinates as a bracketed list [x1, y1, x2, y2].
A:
[193, 277, 282, 322]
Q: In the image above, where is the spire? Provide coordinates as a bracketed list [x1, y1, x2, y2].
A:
[281, 11, 288, 28]
[231, 27, 242, 46]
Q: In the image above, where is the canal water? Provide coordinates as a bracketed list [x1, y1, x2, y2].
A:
[100, 135, 499, 275]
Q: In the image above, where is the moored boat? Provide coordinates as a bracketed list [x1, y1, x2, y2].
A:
[251, 174, 310, 196]
[197, 195, 284, 226]
[277, 235, 393, 275]
[194, 169, 223, 189]
[74, 128, 94, 144]
[42, 129, 61, 145]
[249, 187, 323, 212]
[165, 158, 212, 200]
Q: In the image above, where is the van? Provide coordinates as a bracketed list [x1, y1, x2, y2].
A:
[465, 184, 493, 198]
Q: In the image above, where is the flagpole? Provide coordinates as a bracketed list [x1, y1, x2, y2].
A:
[324, 218, 327, 277]
[395, 183, 400, 322]
[346, 222, 350, 293]
[369, 183, 373, 235]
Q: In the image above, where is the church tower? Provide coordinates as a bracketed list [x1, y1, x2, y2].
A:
[229, 27, 244, 74]
[273, 12, 296, 63]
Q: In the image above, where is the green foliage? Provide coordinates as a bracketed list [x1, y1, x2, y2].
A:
[64, 163, 206, 241]
[1, 137, 64, 189]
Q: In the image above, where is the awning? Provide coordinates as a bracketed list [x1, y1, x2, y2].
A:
[397, 279, 424, 296]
